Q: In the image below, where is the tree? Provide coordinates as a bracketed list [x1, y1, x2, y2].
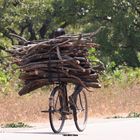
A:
[0, 0, 139, 67]
[84, 0, 140, 67]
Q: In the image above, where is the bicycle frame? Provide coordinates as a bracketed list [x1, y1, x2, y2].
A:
[58, 82, 69, 113]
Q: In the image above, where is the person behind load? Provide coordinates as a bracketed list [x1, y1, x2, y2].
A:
[51, 28, 83, 108]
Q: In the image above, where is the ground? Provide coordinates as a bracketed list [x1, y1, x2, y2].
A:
[0, 81, 140, 124]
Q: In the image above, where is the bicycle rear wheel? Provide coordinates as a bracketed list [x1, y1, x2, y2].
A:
[73, 90, 88, 132]
[49, 86, 65, 133]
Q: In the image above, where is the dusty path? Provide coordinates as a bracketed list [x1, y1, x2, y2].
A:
[0, 118, 140, 140]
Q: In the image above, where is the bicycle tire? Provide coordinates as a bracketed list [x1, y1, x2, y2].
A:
[49, 86, 65, 133]
[73, 90, 88, 132]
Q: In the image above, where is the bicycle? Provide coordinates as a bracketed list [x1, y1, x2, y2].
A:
[46, 82, 88, 133]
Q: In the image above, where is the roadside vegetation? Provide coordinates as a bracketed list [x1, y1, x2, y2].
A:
[1, 122, 31, 128]
[107, 112, 140, 119]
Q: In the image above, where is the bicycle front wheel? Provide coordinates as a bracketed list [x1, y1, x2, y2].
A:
[73, 90, 88, 132]
[49, 86, 65, 133]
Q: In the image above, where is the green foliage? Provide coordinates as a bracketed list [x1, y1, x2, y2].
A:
[0, 0, 140, 65]
[88, 48, 100, 62]
[107, 112, 140, 119]
[1, 122, 31, 128]
[0, 70, 8, 84]
[102, 66, 140, 87]
[0, 0, 139, 88]
[127, 112, 140, 118]
[93, 0, 140, 67]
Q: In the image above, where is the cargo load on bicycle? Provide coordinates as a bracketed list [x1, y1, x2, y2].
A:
[9, 28, 104, 96]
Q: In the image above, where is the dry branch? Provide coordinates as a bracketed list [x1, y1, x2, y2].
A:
[9, 29, 104, 95]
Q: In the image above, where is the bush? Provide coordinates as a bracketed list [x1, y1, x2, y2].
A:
[101, 65, 140, 87]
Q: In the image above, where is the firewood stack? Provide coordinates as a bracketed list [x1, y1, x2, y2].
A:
[10, 31, 104, 96]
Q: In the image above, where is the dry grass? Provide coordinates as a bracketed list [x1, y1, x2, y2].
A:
[0, 81, 140, 124]
[87, 81, 140, 118]
[0, 88, 50, 124]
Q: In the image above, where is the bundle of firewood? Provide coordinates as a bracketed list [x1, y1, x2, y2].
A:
[9, 30, 104, 96]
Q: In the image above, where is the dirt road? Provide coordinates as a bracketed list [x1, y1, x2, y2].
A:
[0, 118, 140, 140]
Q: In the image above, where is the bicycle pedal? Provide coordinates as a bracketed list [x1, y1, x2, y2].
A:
[62, 110, 72, 115]
[59, 115, 72, 120]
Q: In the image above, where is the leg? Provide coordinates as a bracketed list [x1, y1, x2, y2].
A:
[72, 85, 83, 101]
[69, 85, 83, 108]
